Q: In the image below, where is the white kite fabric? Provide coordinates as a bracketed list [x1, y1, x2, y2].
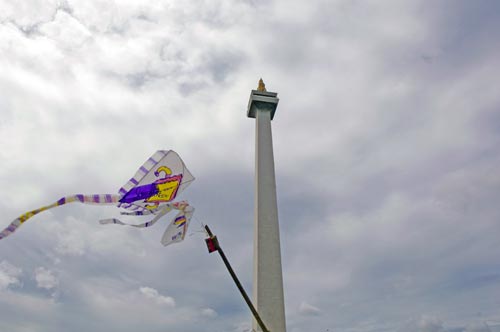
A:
[0, 150, 195, 246]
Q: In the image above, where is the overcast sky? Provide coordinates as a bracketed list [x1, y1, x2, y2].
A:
[1, 0, 500, 331]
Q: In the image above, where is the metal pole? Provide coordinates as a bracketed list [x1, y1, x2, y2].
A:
[204, 225, 270, 332]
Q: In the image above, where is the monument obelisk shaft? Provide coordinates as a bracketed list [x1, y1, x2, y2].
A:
[247, 80, 286, 332]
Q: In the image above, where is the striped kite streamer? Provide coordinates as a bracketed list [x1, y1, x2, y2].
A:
[0, 194, 120, 240]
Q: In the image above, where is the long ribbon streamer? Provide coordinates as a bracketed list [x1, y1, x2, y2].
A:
[0, 194, 120, 240]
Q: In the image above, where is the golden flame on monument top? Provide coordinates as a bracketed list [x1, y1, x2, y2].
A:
[257, 78, 267, 92]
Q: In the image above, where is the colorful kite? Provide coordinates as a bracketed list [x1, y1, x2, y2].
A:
[0, 150, 195, 246]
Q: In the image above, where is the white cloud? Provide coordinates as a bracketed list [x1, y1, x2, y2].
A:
[298, 301, 321, 316]
[65, 278, 215, 330]
[34, 267, 58, 290]
[0, 260, 22, 290]
[139, 286, 176, 307]
[201, 307, 218, 318]
[42, 212, 146, 259]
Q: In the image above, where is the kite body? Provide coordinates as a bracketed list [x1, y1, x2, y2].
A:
[119, 173, 182, 204]
[0, 150, 195, 246]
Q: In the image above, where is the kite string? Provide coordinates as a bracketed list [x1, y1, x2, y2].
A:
[189, 215, 208, 237]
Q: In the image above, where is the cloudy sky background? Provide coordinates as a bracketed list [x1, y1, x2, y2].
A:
[1, 0, 500, 331]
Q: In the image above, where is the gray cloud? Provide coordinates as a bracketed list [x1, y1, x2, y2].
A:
[1, 0, 500, 331]
[139, 286, 176, 306]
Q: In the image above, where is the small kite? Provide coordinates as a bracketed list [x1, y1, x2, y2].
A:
[0, 150, 195, 246]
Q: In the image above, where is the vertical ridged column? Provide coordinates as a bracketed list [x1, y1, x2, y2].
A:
[247, 80, 286, 332]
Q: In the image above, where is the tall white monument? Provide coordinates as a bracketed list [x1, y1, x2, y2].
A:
[247, 80, 286, 332]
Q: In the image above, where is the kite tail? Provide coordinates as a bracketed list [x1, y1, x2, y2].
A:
[120, 210, 155, 216]
[99, 204, 173, 228]
[100, 202, 194, 247]
[0, 194, 120, 240]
